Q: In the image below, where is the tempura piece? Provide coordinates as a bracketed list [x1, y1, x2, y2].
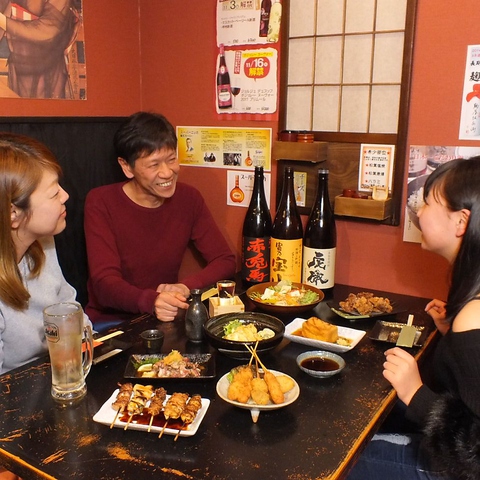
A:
[276, 375, 295, 394]
[264, 371, 284, 404]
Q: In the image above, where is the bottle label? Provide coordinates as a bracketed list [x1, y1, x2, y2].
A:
[242, 236, 270, 283]
[302, 246, 336, 289]
[217, 85, 232, 108]
[270, 238, 302, 283]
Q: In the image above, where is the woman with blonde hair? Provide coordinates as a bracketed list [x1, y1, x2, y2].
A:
[0, 132, 89, 378]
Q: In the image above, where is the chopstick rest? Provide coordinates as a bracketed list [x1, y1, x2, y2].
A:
[396, 314, 416, 347]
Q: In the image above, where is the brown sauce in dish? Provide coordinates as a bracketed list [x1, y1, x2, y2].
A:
[120, 411, 186, 430]
[301, 357, 339, 372]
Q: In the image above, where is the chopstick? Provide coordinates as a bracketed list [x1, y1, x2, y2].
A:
[95, 330, 124, 343]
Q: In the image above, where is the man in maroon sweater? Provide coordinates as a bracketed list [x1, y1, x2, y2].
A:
[84, 112, 236, 327]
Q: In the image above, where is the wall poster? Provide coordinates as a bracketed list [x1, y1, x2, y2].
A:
[403, 145, 480, 243]
[459, 44, 480, 139]
[177, 126, 272, 170]
[0, 0, 86, 100]
[215, 0, 282, 115]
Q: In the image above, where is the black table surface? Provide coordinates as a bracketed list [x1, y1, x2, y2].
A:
[0, 284, 438, 480]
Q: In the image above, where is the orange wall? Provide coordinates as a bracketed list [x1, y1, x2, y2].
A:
[1, 0, 479, 301]
[141, 0, 480, 301]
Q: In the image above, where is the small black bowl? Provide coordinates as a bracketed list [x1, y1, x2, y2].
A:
[203, 312, 285, 359]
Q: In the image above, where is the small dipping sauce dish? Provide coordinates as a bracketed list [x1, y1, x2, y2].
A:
[296, 351, 345, 378]
[140, 329, 164, 354]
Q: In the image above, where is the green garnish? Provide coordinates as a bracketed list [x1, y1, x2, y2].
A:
[223, 319, 243, 336]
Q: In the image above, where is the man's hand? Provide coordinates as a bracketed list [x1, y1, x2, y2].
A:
[154, 287, 189, 322]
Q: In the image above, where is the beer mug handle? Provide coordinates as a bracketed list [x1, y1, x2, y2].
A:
[82, 325, 94, 378]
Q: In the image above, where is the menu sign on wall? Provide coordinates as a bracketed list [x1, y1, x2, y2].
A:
[177, 126, 272, 170]
[358, 145, 395, 192]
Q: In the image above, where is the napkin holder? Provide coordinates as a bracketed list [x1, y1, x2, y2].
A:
[209, 296, 245, 317]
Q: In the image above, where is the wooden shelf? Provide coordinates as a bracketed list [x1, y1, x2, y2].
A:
[272, 141, 328, 163]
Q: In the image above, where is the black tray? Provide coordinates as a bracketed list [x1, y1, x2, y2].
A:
[329, 301, 404, 321]
[124, 353, 216, 380]
[369, 320, 427, 347]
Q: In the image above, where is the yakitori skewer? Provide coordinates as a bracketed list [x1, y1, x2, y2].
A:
[174, 394, 202, 441]
[159, 392, 189, 438]
[147, 387, 167, 432]
[124, 384, 153, 430]
[110, 383, 133, 428]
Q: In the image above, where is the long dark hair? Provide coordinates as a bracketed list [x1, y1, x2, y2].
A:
[423, 156, 480, 323]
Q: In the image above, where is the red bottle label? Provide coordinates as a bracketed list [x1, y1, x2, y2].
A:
[242, 236, 270, 283]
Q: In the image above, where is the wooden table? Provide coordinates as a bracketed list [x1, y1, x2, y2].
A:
[0, 285, 438, 480]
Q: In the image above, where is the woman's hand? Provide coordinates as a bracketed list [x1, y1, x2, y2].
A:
[382, 347, 423, 406]
[153, 285, 190, 322]
[425, 299, 450, 335]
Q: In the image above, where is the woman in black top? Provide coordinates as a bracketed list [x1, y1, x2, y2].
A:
[348, 156, 480, 480]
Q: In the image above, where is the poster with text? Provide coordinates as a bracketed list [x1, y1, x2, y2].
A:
[459, 44, 480, 140]
[177, 126, 272, 170]
[227, 169, 271, 208]
[216, 0, 282, 47]
[0, 0, 86, 99]
[358, 145, 395, 192]
[215, 46, 277, 114]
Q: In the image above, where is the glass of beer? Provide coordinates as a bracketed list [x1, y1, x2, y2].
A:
[43, 303, 93, 404]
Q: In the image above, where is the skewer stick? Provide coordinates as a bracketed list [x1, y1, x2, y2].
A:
[124, 414, 134, 431]
[158, 420, 169, 438]
[148, 415, 155, 433]
[174, 423, 185, 441]
[110, 408, 121, 429]
[245, 344, 269, 373]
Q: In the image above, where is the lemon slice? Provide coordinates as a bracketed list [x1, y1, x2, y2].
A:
[137, 363, 153, 372]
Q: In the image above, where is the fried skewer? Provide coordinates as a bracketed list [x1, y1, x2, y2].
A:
[110, 382, 133, 428]
[174, 394, 202, 441]
[147, 387, 167, 432]
[159, 392, 189, 438]
[124, 384, 154, 430]
[245, 344, 284, 404]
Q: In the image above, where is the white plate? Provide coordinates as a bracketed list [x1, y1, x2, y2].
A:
[93, 389, 210, 437]
[284, 317, 366, 353]
[216, 369, 300, 422]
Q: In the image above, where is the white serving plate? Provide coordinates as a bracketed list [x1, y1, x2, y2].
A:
[93, 389, 210, 437]
[284, 317, 366, 353]
[216, 369, 300, 423]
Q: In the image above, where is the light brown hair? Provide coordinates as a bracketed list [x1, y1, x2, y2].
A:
[0, 132, 61, 310]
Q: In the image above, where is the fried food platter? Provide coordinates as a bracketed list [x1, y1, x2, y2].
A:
[284, 317, 366, 353]
[93, 388, 210, 437]
[216, 369, 300, 423]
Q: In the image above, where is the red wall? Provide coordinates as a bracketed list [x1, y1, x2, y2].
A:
[2, 0, 479, 301]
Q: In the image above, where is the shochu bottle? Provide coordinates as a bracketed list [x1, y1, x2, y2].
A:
[302, 168, 336, 297]
[270, 166, 303, 282]
[241, 166, 272, 284]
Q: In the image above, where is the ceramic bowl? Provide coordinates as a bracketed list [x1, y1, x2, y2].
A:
[203, 311, 284, 359]
[296, 350, 345, 378]
[246, 282, 324, 317]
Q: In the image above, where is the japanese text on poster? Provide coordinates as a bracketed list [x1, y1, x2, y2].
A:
[216, 0, 282, 47]
[177, 126, 271, 170]
[459, 45, 480, 140]
[215, 47, 278, 114]
[358, 145, 395, 192]
[227, 169, 271, 207]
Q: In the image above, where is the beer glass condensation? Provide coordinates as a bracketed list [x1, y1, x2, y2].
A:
[43, 303, 93, 403]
